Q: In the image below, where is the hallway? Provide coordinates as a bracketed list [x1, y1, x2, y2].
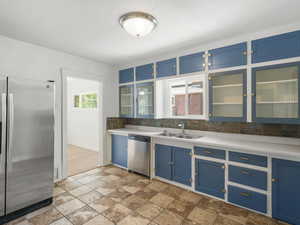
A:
[68, 145, 98, 176]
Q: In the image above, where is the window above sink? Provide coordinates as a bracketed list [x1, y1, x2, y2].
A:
[156, 74, 207, 120]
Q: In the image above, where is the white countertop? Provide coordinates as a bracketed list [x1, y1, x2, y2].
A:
[108, 127, 300, 160]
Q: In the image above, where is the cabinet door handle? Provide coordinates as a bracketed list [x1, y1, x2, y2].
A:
[240, 192, 251, 197]
[204, 150, 212, 154]
[241, 170, 250, 175]
[240, 157, 249, 161]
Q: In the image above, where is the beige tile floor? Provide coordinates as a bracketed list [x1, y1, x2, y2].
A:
[6, 166, 290, 225]
[68, 145, 98, 177]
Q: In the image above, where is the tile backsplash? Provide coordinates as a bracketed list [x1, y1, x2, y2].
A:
[107, 117, 300, 138]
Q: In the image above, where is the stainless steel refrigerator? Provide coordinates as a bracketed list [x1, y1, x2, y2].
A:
[0, 76, 54, 224]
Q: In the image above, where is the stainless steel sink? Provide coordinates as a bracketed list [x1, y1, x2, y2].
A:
[159, 132, 201, 139]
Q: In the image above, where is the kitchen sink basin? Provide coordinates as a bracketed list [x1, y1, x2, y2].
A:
[159, 132, 202, 139]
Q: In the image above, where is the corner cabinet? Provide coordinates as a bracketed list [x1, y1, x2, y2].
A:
[136, 82, 154, 118]
[155, 144, 192, 186]
[252, 62, 300, 124]
[111, 134, 128, 168]
[208, 42, 247, 70]
[195, 159, 225, 199]
[272, 158, 300, 225]
[209, 69, 247, 122]
[119, 84, 134, 118]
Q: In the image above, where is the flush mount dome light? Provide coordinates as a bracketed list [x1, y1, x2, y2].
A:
[119, 12, 157, 37]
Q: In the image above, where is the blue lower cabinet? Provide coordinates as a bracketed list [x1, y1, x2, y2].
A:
[272, 158, 300, 225]
[172, 147, 192, 186]
[195, 159, 225, 199]
[155, 144, 172, 180]
[229, 165, 267, 190]
[228, 185, 267, 213]
[229, 151, 268, 167]
[111, 134, 128, 168]
[155, 144, 191, 186]
[194, 146, 225, 160]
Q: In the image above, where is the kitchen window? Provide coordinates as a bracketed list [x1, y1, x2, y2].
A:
[73, 93, 98, 109]
[156, 75, 206, 119]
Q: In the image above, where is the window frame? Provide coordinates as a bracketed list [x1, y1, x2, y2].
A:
[73, 92, 98, 110]
[167, 74, 207, 120]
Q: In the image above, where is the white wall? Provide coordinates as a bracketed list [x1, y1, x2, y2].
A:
[67, 77, 100, 151]
[0, 35, 118, 180]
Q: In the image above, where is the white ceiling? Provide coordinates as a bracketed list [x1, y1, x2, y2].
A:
[0, 0, 300, 65]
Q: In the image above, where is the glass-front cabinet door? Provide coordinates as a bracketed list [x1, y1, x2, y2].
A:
[209, 69, 247, 121]
[119, 84, 134, 117]
[136, 82, 154, 118]
[252, 62, 300, 123]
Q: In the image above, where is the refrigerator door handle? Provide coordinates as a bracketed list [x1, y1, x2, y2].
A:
[0, 93, 6, 168]
[7, 93, 14, 171]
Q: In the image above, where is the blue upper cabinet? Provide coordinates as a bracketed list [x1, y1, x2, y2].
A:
[179, 52, 205, 74]
[252, 62, 300, 124]
[209, 69, 247, 122]
[252, 30, 300, 64]
[119, 68, 134, 84]
[155, 144, 173, 180]
[136, 82, 154, 118]
[172, 147, 192, 186]
[119, 84, 134, 118]
[156, 58, 177, 78]
[272, 158, 300, 225]
[136, 63, 154, 81]
[111, 134, 128, 168]
[195, 159, 225, 199]
[208, 42, 247, 70]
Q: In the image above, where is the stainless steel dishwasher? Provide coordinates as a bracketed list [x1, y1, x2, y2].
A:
[128, 135, 151, 177]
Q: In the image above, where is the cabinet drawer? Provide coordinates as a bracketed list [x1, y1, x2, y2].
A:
[229, 152, 267, 167]
[194, 147, 225, 160]
[229, 165, 267, 190]
[228, 185, 267, 213]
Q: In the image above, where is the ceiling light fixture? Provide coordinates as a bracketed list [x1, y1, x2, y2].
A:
[119, 12, 157, 38]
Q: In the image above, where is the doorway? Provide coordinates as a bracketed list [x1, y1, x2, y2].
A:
[66, 77, 101, 176]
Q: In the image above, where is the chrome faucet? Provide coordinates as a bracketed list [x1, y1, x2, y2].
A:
[178, 122, 185, 135]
